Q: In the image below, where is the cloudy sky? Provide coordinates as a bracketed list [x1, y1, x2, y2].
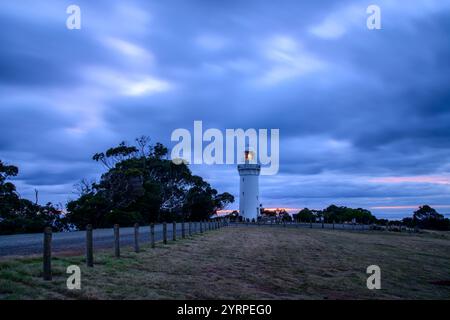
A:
[1, 0, 450, 219]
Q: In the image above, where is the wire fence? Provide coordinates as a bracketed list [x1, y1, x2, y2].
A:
[229, 220, 417, 233]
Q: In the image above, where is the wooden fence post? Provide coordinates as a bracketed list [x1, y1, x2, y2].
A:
[86, 224, 94, 267]
[114, 224, 120, 258]
[322, 219, 324, 229]
[163, 222, 167, 244]
[43, 227, 52, 281]
[150, 223, 155, 248]
[134, 223, 140, 253]
[172, 222, 177, 241]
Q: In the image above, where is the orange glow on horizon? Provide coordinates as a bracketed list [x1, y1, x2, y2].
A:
[217, 207, 303, 214]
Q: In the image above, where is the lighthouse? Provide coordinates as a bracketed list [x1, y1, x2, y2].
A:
[238, 149, 261, 221]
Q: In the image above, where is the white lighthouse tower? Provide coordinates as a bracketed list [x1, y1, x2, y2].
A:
[238, 149, 261, 221]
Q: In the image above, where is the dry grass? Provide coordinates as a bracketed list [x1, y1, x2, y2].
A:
[1, 226, 449, 300]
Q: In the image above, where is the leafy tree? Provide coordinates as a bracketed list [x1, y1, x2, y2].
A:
[66, 138, 234, 229]
[293, 208, 315, 222]
[280, 210, 292, 222]
[401, 217, 414, 228]
[412, 205, 450, 231]
[0, 160, 66, 235]
[322, 205, 377, 224]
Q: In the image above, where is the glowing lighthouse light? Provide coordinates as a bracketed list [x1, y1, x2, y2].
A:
[238, 148, 261, 221]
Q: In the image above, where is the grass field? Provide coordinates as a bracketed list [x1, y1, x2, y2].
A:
[1, 226, 449, 299]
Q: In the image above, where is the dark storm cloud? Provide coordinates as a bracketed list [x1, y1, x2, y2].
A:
[1, 0, 450, 217]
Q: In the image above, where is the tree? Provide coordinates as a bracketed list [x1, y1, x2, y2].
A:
[280, 210, 292, 222]
[412, 205, 450, 231]
[293, 208, 315, 222]
[322, 205, 377, 224]
[0, 160, 66, 235]
[66, 138, 234, 229]
[401, 217, 414, 228]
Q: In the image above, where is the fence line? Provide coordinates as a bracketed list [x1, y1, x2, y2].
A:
[41, 219, 229, 280]
[229, 221, 417, 233]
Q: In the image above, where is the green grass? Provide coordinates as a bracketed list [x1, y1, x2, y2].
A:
[1, 227, 449, 299]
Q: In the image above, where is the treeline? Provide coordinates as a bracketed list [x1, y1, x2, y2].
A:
[293, 205, 377, 224]
[0, 137, 234, 235]
[248, 204, 450, 231]
[229, 206, 377, 224]
[292, 205, 450, 231]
